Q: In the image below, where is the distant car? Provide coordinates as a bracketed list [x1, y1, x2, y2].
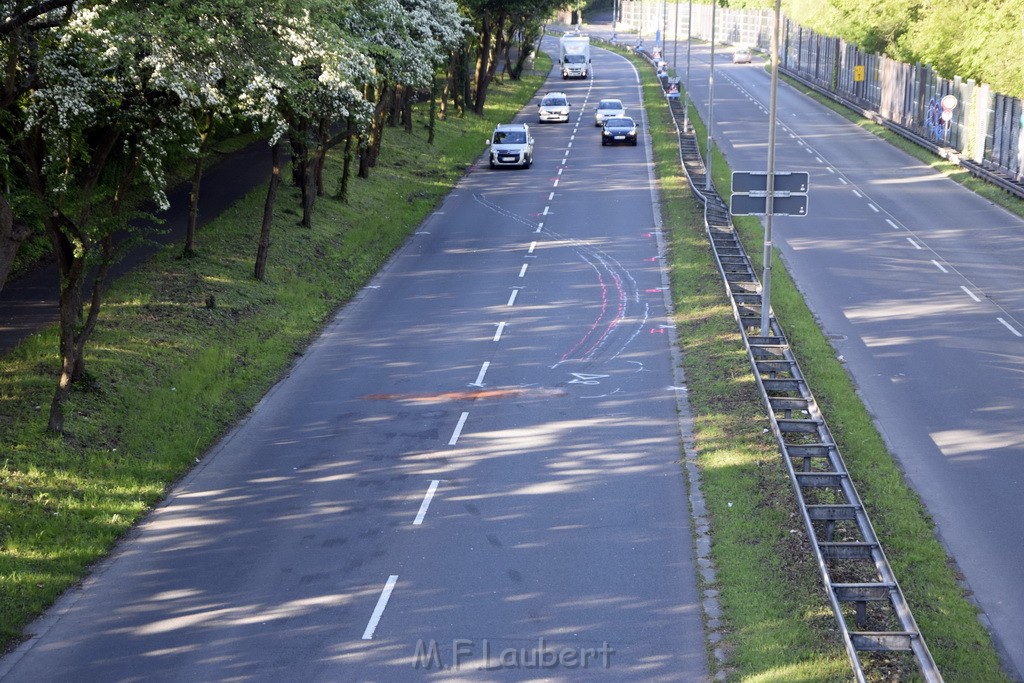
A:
[732, 48, 752, 64]
[488, 123, 534, 169]
[538, 92, 571, 123]
[601, 116, 639, 146]
[594, 99, 626, 126]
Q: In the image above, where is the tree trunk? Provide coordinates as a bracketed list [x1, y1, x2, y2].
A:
[288, 128, 317, 227]
[315, 148, 326, 197]
[511, 32, 535, 80]
[337, 124, 354, 201]
[369, 87, 391, 169]
[489, 15, 508, 83]
[254, 141, 281, 281]
[301, 155, 316, 228]
[403, 89, 413, 134]
[428, 77, 437, 145]
[390, 84, 403, 127]
[183, 111, 213, 257]
[461, 50, 473, 113]
[0, 191, 31, 296]
[474, 15, 492, 115]
[358, 139, 371, 179]
[45, 213, 114, 433]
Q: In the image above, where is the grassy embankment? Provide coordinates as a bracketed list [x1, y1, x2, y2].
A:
[0, 55, 551, 648]
[618, 44, 1010, 682]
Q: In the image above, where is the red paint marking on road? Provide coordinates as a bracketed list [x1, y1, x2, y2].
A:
[364, 388, 566, 403]
[650, 328, 665, 334]
[645, 257, 658, 262]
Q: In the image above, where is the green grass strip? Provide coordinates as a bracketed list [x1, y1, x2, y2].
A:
[0, 56, 551, 647]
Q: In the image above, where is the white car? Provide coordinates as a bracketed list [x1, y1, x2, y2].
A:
[732, 48, 752, 64]
[538, 92, 571, 123]
[594, 99, 626, 126]
[488, 123, 534, 169]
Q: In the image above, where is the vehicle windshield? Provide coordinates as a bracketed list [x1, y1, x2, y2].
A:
[542, 97, 567, 107]
[494, 131, 526, 144]
[605, 118, 632, 127]
[599, 101, 622, 110]
[564, 55, 586, 64]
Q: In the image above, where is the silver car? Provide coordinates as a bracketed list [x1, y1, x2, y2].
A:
[594, 98, 626, 126]
[538, 92, 571, 123]
[488, 123, 534, 169]
[732, 48, 752, 64]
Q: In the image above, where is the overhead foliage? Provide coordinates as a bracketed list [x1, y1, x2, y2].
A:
[784, 0, 1024, 97]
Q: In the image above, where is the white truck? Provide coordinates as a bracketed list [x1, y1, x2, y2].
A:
[559, 34, 590, 79]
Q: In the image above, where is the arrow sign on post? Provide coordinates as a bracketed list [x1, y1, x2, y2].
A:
[730, 171, 810, 216]
[732, 171, 809, 194]
[731, 193, 808, 216]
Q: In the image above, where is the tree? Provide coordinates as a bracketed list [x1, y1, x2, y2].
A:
[0, 0, 79, 295]
[275, 3, 374, 227]
[897, 0, 1024, 96]
[19, 4, 192, 432]
[396, 0, 471, 143]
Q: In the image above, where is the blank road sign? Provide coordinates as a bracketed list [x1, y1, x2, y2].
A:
[730, 193, 808, 216]
[732, 171, 810, 193]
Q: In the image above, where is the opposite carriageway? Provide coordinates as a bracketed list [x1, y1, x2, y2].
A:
[637, 47, 944, 682]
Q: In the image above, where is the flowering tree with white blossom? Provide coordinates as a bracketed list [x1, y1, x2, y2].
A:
[0, 0, 548, 433]
[0, 0, 79, 295]
[17, 3, 196, 432]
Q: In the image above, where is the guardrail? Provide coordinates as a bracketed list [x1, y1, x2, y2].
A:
[626, 45, 945, 682]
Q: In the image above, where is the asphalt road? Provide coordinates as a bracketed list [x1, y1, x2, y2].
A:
[0, 40, 708, 682]
[661, 37, 1024, 678]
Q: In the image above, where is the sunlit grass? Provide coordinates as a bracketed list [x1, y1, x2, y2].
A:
[0, 56, 551, 646]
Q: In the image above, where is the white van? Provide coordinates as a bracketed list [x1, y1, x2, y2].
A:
[488, 123, 534, 169]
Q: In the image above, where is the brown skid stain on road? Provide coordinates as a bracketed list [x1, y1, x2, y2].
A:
[363, 387, 566, 403]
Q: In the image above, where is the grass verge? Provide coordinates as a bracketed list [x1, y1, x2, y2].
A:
[616, 45, 1010, 681]
[0, 56, 551, 648]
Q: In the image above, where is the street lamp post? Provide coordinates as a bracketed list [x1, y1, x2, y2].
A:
[759, 0, 782, 336]
[704, 0, 717, 191]
[684, 0, 692, 129]
[672, 0, 678, 73]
